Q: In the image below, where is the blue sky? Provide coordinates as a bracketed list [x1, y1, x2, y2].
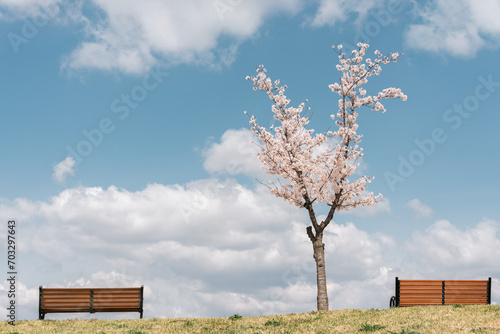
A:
[1, 0, 500, 320]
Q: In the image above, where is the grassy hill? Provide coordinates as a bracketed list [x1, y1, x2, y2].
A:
[2, 305, 499, 333]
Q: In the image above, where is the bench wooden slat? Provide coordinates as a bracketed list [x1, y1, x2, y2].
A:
[43, 310, 93, 314]
[43, 301, 91, 306]
[43, 298, 91, 302]
[446, 296, 488, 300]
[39, 286, 144, 320]
[93, 302, 141, 306]
[445, 290, 488, 294]
[43, 289, 92, 293]
[448, 281, 484, 283]
[400, 300, 442, 302]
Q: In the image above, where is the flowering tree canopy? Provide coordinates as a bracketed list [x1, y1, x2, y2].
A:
[245, 42, 407, 311]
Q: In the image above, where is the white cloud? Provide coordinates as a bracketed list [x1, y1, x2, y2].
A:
[52, 156, 76, 184]
[1, 0, 303, 74]
[0, 280, 39, 320]
[382, 219, 500, 307]
[203, 128, 262, 177]
[60, 0, 303, 74]
[0, 0, 84, 25]
[310, 0, 500, 58]
[311, 0, 381, 27]
[405, 0, 500, 57]
[0, 0, 61, 18]
[405, 219, 500, 275]
[324, 221, 386, 280]
[329, 266, 394, 309]
[406, 198, 433, 219]
[0, 177, 401, 318]
[3, 0, 497, 76]
[2, 182, 499, 318]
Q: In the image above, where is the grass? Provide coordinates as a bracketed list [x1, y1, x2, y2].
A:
[1, 305, 499, 333]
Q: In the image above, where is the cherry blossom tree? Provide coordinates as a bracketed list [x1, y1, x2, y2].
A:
[245, 43, 407, 311]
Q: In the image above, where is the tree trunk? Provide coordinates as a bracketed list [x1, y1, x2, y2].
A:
[312, 232, 329, 311]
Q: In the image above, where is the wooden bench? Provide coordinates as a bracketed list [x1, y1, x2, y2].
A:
[390, 277, 491, 307]
[39, 286, 144, 319]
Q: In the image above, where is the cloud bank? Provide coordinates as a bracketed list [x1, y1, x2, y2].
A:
[1, 128, 498, 319]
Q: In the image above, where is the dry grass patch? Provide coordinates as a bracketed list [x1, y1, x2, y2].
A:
[1, 305, 499, 333]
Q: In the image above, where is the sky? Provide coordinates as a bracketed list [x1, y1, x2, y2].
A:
[1, 0, 500, 321]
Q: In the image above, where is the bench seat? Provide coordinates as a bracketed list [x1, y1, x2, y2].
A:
[39, 286, 144, 319]
[390, 277, 491, 307]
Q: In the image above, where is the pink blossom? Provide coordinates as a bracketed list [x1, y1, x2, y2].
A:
[245, 43, 406, 212]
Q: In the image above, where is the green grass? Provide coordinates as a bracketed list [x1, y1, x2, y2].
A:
[228, 314, 243, 321]
[2, 305, 499, 333]
[360, 323, 386, 331]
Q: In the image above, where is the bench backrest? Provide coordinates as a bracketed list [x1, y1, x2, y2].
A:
[39, 286, 144, 319]
[395, 277, 491, 307]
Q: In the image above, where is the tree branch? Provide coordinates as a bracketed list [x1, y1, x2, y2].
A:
[303, 192, 320, 233]
[306, 226, 316, 243]
[319, 190, 342, 231]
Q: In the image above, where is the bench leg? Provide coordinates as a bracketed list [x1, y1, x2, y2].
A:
[390, 296, 397, 308]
